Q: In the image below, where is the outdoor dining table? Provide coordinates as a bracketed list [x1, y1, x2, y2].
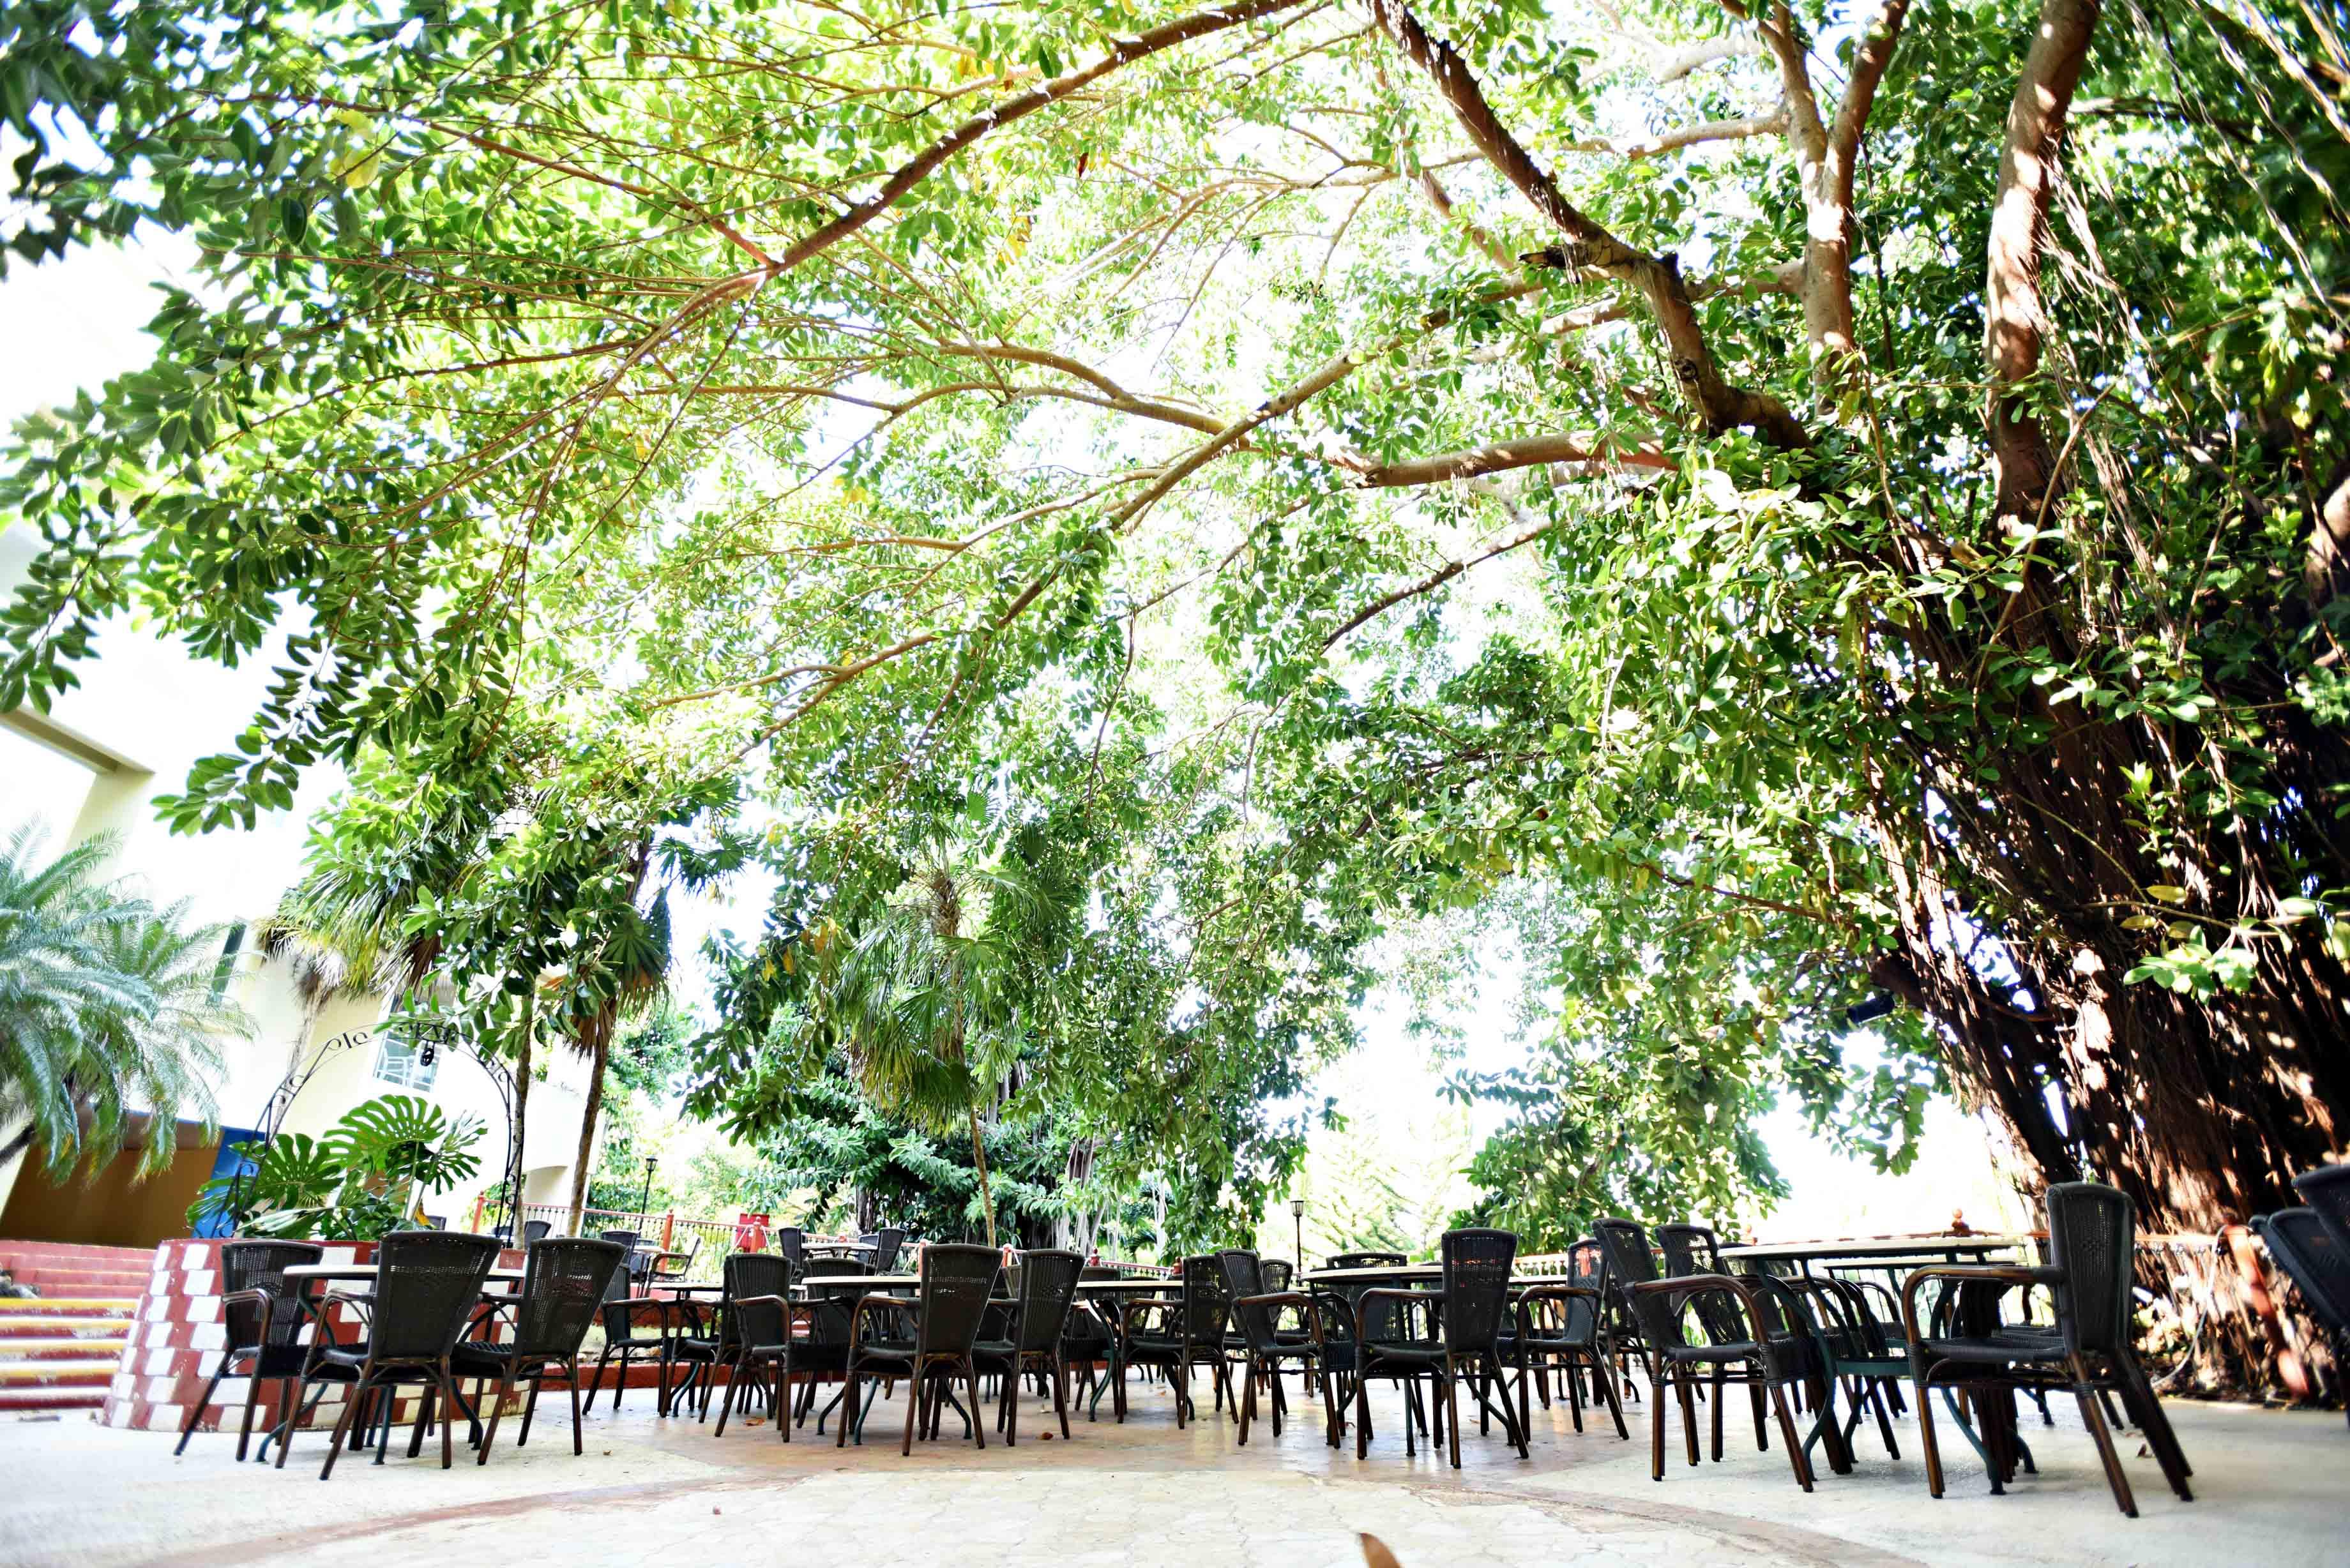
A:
[1717, 1233, 2031, 1293]
[1298, 1265, 1556, 1286]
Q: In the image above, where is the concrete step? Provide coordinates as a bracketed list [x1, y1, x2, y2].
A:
[0, 1385, 103, 1412]
[0, 1338, 126, 1361]
[10, 1274, 150, 1297]
[0, 1360, 115, 1386]
[0, 1315, 130, 1338]
[0, 1298, 139, 1315]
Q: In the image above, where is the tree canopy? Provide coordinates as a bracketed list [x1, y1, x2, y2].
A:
[4, 0, 2346, 1251]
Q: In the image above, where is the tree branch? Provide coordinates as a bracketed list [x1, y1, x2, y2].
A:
[1341, 430, 1667, 487]
[1985, 0, 2100, 520]
[1369, 0, 1808, 448]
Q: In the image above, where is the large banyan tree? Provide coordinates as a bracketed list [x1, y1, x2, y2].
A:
[3, 0, 2345, 1327]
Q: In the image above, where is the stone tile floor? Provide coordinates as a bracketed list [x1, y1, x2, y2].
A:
[1, 1375, 2340, 1567]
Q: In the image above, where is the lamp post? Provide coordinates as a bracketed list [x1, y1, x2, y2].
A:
[638, 1156, 658, 1225]
[1290, 1197, 1305, 1270]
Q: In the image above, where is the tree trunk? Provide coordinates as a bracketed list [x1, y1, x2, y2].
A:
[508, 982, 536, 1223]
[565, 1011, 613, 1237]
[967, 1106, 997, 1249]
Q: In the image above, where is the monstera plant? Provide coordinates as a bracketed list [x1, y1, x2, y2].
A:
[189, 1095, 483, 1241]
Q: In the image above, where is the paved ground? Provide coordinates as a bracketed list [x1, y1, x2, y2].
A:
[1, 1373, 2340, 1567]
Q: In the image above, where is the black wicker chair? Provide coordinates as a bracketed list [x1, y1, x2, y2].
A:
[2254, 1207, 2350, 1431]
[2293, 1164, 2350, 1257]
[1353, 1228, 1526, 1467]
[669, 1252, 794, 1422]
[173, 1240, 323, 1460]
[1596, 1216, 1825, 1491]
[840, 1242, 999, 1454]
[1658, 1221, 1783, 1461]
[1066, 1266, 1125, 1418]
[1902, 1181, 2192, 1516]
[974, 1248, 1083, 1445]
[1218, 1249, 1346, 1447]
[585, 1245, 679, 1415]
[1511, 1254, 1628, 1441]
[787, 1263, 868, 1439]
[1261, 1258, 1294, 1293]
[775, 1226, 808, 1282]
[276, 1229, 503, 1478]
[453, 1238, 626, 1463]
[861, 1227, 907, 1274]
[1117, 1253, 1234, 1428]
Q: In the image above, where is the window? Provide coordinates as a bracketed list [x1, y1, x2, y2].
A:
[209, 921, 246, 1000]
[372, 1034, 440, 1091]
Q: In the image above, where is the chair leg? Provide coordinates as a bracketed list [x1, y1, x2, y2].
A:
[586, 1346, 614, 1414]
[476, 1371, 517, 1465]
[1868, 1380, 1900, 1459]
[900, 1362, 921, 1456]
[1355, 1368, 1372, 1460]
[1769, 1381, 1814, 1493]
[1595, 1350, 1629, 1440]
[1674, 1368, 1700, 1467]
[1914, 1370, 1946, 1498]
[317, 1379, 363, 1481]
[235, 1370, 269, 1463]
[2070, 1356, 2138, 1518]
[1444, 1357, 1463, 1469]
[568, 1362, 586, 1454]
[713, 1349, 746, 1437]
[436, 1368, 462, 1469]
[836, 1361, 858, 1449]
[1709, 1364, 1725, 1461]
[519, 1376, 543, 1447]
[2114, 1352, 2193, 1498]
[1749, 1377, 1768, 1451]
[407, 1383, 434, 1458]
[174, 1359, 232, 1457]
[1052, 1357, 1072, 1440]
[1649, 1373, 1668, 1480]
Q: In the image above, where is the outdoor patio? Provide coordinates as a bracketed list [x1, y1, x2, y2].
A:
[4, 1376, 2339, 1568]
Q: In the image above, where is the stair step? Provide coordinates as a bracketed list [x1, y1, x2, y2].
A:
[0, 1361, 115, 1385]
[0, 1316, 130, 1336]
[0, 1386, 103, 1412]
[13, 1269, 151, 1290]
[0, 1338, 126, 1360]
[0, 1298, 139, 1315]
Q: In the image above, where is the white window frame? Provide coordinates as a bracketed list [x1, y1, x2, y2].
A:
[371, 1034, 440, 1091]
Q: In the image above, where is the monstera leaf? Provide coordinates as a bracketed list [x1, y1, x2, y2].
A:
[328, 1094, 483, 1193]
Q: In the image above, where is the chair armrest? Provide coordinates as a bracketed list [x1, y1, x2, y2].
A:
[731, 1293, 790, 1311]
[1235, 1290, 1323, 1346]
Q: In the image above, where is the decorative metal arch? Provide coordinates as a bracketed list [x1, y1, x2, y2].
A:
[227, 1013, 522, 1228]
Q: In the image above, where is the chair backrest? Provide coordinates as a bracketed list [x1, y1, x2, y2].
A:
[2292, 1164, 2350, 1258]
[722, 1250, 795, 1349]
[863, 1227, 906, 1273]
[1328, 1251, 1408, 1270]
[1657, 1222, 1746, 1345]
[1439, 1228, 1517, 1353]
[1217, 1250, 1282, 1353]
[914, 1243, 1001, 1357]
[775, 1226, 808, 1276]
[522, 1220, 552, 1244]
[1594, 1217, 1686, 1352]
[598, 1228, 639, 1250]
[801, 1256, 864, 1281]
[509, 1238, 626, 1357]
[2255, 1208, 2350, 1336]
[1179, 1253, 1232, 1345]
[2045, 1181, 2134, 1357]
[1012, 1249, 1084, 1354]
[1261, 1258, 1294, 1292]
[219, 1240, 324, 1353]
[368, 1230, 503, 1361]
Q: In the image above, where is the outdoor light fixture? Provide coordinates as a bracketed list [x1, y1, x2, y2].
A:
[639, 1155, 658, 1221]
[1290, 1197, 1305, 1269]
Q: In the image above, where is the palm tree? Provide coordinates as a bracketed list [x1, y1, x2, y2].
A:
[823, 849, 1046, 1248]
[0, 824, 247, 1175]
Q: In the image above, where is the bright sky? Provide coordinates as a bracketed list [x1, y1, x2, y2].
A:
[0, 233, 2026, 1250]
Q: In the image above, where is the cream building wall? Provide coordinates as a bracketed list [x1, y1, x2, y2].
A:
[0, 531, 594, 1232]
